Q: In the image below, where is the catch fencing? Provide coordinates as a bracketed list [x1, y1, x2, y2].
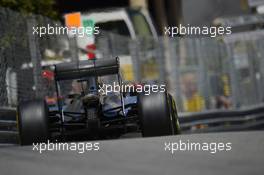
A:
[97, 32, 264, 112]
[1, 7, 264, 113]
[0, 7, 76, 108]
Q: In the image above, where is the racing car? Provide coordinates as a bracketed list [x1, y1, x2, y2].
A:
[17, 57, 180, 145]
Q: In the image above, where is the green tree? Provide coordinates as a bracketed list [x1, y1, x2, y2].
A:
[0, 0, 57, 18]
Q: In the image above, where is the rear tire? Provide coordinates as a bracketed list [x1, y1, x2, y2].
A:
[138, 92, 179, 137]
[17, 100, 49, 145]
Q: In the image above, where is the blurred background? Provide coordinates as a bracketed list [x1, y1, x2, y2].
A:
[1, 0, 264, 135]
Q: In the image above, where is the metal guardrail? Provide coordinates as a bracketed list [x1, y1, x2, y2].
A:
[0, 107, 16, 120]
[179, 104, 264, 133]
[1, 105, 264, 144]
[0, 107, 17, 144]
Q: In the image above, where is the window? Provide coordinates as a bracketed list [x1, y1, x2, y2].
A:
[96, 20, 130, 36]
[129, 10, 152, 38]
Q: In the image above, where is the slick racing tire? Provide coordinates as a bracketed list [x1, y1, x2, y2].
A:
[138, 91, 180, 137]
[17, 100, 50, 145]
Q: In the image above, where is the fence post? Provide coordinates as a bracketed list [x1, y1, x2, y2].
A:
[0, 46, 8, 107]
[196, 38, 206, 110]
[129, 39, 141, 82]
[256, 40, 264, 103]
[97, 33, 112, 59]
[246, 40, 261, 105]
[167, 38, 183, 111]
[68, 36, 79, 62]
[154, 37, 166, 85]
[226, 43, 239, 108]
[27, 16, 43, 99]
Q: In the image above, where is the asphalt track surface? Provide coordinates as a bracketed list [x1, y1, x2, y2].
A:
[0, 131, 263, 175]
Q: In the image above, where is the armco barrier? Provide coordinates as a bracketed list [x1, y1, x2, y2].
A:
[179, 104, 264, 133]
[0, 107, 17, 144]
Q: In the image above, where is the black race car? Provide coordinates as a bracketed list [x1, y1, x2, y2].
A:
[17, 57, 180, 145]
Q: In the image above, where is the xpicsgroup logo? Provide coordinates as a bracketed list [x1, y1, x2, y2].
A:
[32, 12, 99, 37]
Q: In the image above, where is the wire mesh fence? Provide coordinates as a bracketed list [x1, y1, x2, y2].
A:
[97, 32, 264, 112]
[0, 7, 75, 107]
[1, 7, 264, 113]
[0, 7, 33, 107]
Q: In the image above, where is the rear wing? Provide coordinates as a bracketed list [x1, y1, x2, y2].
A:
[54, 58, 119, 81]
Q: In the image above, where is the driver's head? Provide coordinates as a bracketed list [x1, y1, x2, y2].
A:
[71, 80, 87, 94]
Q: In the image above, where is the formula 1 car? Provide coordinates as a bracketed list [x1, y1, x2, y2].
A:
[17, 58, 180, 145]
